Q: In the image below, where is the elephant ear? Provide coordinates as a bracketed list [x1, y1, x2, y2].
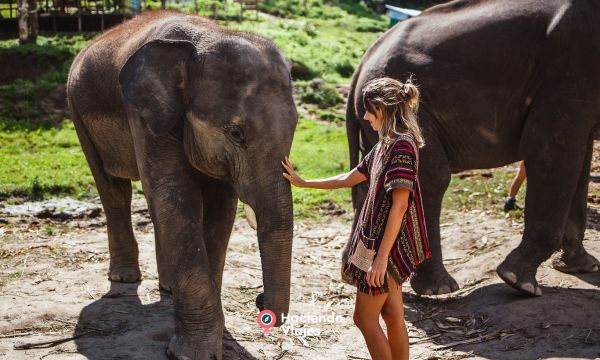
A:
[119, 39, 196, 137]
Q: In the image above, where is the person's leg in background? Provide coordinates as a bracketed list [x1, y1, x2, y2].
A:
[505, 160, 527, 211]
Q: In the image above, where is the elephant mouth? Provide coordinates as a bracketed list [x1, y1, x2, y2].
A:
[243, 203, 257, 230]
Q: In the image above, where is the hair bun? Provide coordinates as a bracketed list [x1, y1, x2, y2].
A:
[401, 79, 419, 109]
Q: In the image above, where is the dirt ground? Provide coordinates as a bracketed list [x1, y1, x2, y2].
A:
[0, 181, 599, 360]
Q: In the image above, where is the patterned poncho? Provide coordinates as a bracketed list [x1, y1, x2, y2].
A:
[341, 132, 431, 295]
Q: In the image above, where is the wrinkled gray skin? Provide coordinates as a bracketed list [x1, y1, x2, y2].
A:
[346, 0, 600, 297]
[67, 11, 297, 360]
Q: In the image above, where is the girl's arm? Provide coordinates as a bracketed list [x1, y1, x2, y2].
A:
[281, 156, 367, 189]
[366, 188, 410, 288]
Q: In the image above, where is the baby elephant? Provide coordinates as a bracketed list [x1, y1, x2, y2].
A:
[67, 10, 297, 360]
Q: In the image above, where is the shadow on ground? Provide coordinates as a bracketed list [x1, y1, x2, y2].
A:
[74, 282, 257, 360]
[404, 282, 600, 360]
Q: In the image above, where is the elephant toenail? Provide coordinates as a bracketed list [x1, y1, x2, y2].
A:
[438, 285, 451, 294]
[423, 288, 433, 295]
[592, 264, 599, 272]
[521, 282, 535, 295]
[534, 286, 542, 296]
[502, 271, 517, 284]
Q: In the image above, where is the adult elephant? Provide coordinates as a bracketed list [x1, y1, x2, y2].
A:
[67, 10, 297, 359]
[345, 0, 599, 297]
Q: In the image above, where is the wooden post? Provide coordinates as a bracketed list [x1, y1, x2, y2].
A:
[18, 0, 38, 44]
[18, 0, 28, 43]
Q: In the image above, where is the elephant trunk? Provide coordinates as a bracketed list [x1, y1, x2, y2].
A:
[253, 172, 293, 327]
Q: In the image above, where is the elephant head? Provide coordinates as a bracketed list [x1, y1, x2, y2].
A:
[118, 36, 297, 326]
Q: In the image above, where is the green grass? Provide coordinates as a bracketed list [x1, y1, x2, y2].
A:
[226, 13, 386, 84]
[0, 120, 96, 200]
[0, 34, 93, 123]
[288, 115, 351, 218]
[0, 113, 351, 218]
[442, 169, 527, 220]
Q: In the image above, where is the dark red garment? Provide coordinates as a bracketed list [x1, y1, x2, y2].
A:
[342, 132, 431, 295]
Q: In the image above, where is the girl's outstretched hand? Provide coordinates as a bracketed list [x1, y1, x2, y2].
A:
[281, 156, 306, 187]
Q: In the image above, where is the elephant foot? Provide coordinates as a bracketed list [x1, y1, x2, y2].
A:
[166, 334, 221, 360]
[551, 248, 600, 274]
[108, 264, 141, 283]
[496, 256, 542, 296]
[410, 266, 459, 295]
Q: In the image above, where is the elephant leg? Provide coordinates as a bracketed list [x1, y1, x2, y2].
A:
[552, 134, 600, 273]
[202, 176, 238, 295]
[141, 172, 224, 360]
[71, 115, 140, 283]
[103, 180, 141, 283]
[496, 103, 593, 296]
[409, 132, 458, 295]
[156, 176, 237, 295]
[133, 139, 223, 360]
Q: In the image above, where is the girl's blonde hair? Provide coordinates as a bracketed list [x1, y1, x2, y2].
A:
[362, 76, 425, 149]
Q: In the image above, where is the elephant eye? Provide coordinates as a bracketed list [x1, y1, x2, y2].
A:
[227, 126, 245, 143]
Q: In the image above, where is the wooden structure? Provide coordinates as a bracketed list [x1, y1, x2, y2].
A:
[0, 0, 263, 38]
[0, 0, 129, 37]
[233, 0, 261, 20]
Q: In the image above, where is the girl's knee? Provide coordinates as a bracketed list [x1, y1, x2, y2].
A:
[381, 308, 405, 327]
[353, 310, 377, 332]
[353, 311, 366, 330]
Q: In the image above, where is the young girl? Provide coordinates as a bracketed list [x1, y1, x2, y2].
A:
[282, 77, 431, 360]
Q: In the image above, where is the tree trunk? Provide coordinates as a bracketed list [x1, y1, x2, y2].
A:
[18, 0, 38, 44]
[28, 0, 38, 42]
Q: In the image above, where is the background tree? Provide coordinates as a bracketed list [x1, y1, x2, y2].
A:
[18, 0, 38, 44]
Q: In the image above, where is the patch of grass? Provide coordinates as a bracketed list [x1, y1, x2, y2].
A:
[227, 14, 385, 83]
[0, 120, 96, 201]
[317, 109, 345, 123]
[297, 80, 343, 109]
[442, 169, 527, 220]
[0, 34, 93, 123]
[288, 115, 351, 218]
[0, 271, 36, 290]
[0, 114, 354, 219]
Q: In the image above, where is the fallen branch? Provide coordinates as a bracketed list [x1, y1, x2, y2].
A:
[13, 329, 97, 350]
[409, 333, 442, 345]
[0, 331, 36, 339]
[13, 322, 124, 350]
[434, 331, 502, 350]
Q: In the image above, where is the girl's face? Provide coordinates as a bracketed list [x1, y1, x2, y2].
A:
[364, 105, 383, 131]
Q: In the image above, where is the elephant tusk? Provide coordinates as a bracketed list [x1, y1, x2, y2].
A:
[244, 203, 257, 230]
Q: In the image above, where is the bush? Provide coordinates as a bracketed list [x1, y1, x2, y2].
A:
[289, 60, 315, 80]
[297, 79, 343, 109]
[318, 110, 345, 123]
[334, 58, 354, 77]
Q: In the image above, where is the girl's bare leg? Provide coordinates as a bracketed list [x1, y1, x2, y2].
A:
[354, 285, 391, 360]
[509, 160, 527, 197]
[381, 275, 409, 360]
